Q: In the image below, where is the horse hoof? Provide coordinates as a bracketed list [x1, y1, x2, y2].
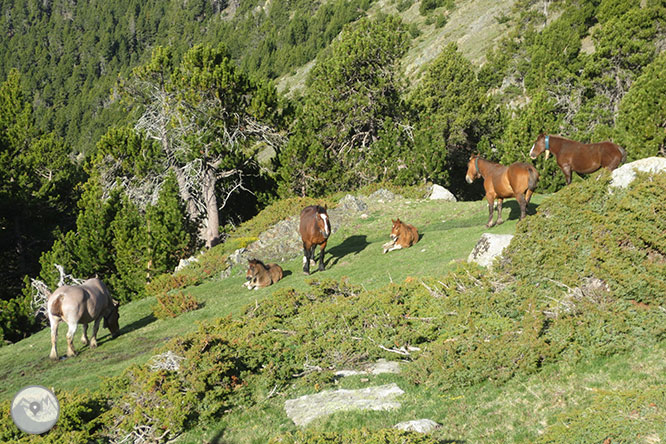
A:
[496, 220, 504, 226]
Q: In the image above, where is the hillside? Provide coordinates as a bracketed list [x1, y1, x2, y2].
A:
[1, 170, 665, 443]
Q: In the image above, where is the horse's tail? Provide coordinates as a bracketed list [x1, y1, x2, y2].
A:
[49, 292, 64, 318]
[527, 165, 539, 191]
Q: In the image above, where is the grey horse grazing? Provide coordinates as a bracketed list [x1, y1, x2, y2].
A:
[47, 277, 120, 360]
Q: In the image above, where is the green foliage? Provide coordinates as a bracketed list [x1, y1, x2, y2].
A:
[615, 51, 666, 159]
[0, 290, 37, 345]
[270, 428, 441, 444]
[500, 171, 666, 305]
[277, 15, 412, 196]
[152, 291, 200, 319]
[0, 69, 81, 308]
[146, 173, 194, 276]
[419, 0, 454, 16]
[109, 195, 149, 303]
[410, 43, 500, 199]
[536, 385, 666, 444]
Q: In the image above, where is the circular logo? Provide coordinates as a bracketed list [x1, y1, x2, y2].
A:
[10, 386, 60, 434]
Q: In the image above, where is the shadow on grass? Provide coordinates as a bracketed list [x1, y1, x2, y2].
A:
[326, 235, 370, 268]
[117, 313, 157, 336]
[504, 200, 540, 221]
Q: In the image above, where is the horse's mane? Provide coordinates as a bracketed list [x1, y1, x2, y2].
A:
[249, 258, 270, 270]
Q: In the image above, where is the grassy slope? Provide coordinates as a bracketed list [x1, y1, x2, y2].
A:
[1, 190, 664, 443]
[0, 195, 529, 402]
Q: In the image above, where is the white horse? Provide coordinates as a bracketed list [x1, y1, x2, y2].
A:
[47, 277, 120, 360]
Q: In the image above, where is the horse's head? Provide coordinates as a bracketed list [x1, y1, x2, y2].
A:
[390, 219, 403, 241]
[465, 155, 481, 184]
[316, 206, 331, 239]
[529, 133, 550, 160]
[246, 259, 261, 281]
[103, 299, 120, 338]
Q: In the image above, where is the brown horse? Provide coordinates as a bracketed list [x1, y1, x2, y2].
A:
[243, 259, 283, 290]
[383, 218, 419, 253]
[47, 277, 119, 360]
[299, 205, 331, 274]
[529, 134, 626, 184]
[466, 155, 539, 227]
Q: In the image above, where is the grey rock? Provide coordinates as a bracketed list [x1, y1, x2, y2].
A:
[174, 255, 199, 273]
[429, 184, 457, 201]
[467, 233, 514, 267]
[394, 419, 440, 433]
[610, 157, 666, 189]
[369, 188, 397, 202]
[284, 383, 404, 426]
[337, 194, 368, 212]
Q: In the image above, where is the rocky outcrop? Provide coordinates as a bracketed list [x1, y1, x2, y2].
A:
[610, 157, 666, 189]
[394, 419, 441, 433]
[429, 184, 457, 202]
[284, 383, 405, 426]
[467, 233, 514, 267]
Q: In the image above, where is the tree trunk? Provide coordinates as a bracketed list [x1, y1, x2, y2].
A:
[202, 167, 220, 248]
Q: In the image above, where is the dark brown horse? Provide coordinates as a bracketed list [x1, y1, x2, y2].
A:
[383, 218, 419, 254]
[243, 259, 283, 290]
[466, 155, 539, 227]
[299, 205, 331, 274]
[47, 277, 120, 360]
[529, 134, 626, 184]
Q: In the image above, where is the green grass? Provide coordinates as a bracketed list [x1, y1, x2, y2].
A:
[0, 195, 535, 402]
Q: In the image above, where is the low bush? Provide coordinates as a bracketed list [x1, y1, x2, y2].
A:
[152, 291, 200, 319]
[269, 428, 442, 444]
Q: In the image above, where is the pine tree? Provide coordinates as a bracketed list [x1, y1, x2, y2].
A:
[110, 195, 149, 303]
[146, 172, 193, 276]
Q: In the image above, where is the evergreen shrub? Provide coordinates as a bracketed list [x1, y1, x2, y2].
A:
[152, 291, 200, 319]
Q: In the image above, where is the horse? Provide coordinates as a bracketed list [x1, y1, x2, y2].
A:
[529, 134, 626, 185]
[243, 259, 283, 290]
[465, 154, 539, 227]
[47, 277, 119, 360]
[383, 218, 419, 254]
[299, 205, 331, 274]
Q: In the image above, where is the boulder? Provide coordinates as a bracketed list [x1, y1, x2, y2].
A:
[429, 184, 457, 202]
[468, 233, 514, 267]
[336, 194, 368, 212]
[284, 383, 404, 426]
[394, 419, 441, 433]
[610, 157, 666, 189]
[369, 188, 397, 202]
[174, 255, 199, 273]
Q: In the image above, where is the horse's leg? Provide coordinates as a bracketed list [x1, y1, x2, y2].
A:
[49, 317, 60, 360]
[486, 197, 496, 228]
[562, 164, 572, 185]
[302, 242, 311, 274]
[386, 242, 403, 253]
[90, 319, 102, 348]
[81, 323, 89, 346]
[516, 193, 527, 221]
[525, 189, 534, 205]
[318, 241, 327, 271]
[65, 321, 78, 357]
[496, 198, 505, 225]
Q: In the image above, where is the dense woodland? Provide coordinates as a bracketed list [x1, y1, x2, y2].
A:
[1, 0, 665, 344]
